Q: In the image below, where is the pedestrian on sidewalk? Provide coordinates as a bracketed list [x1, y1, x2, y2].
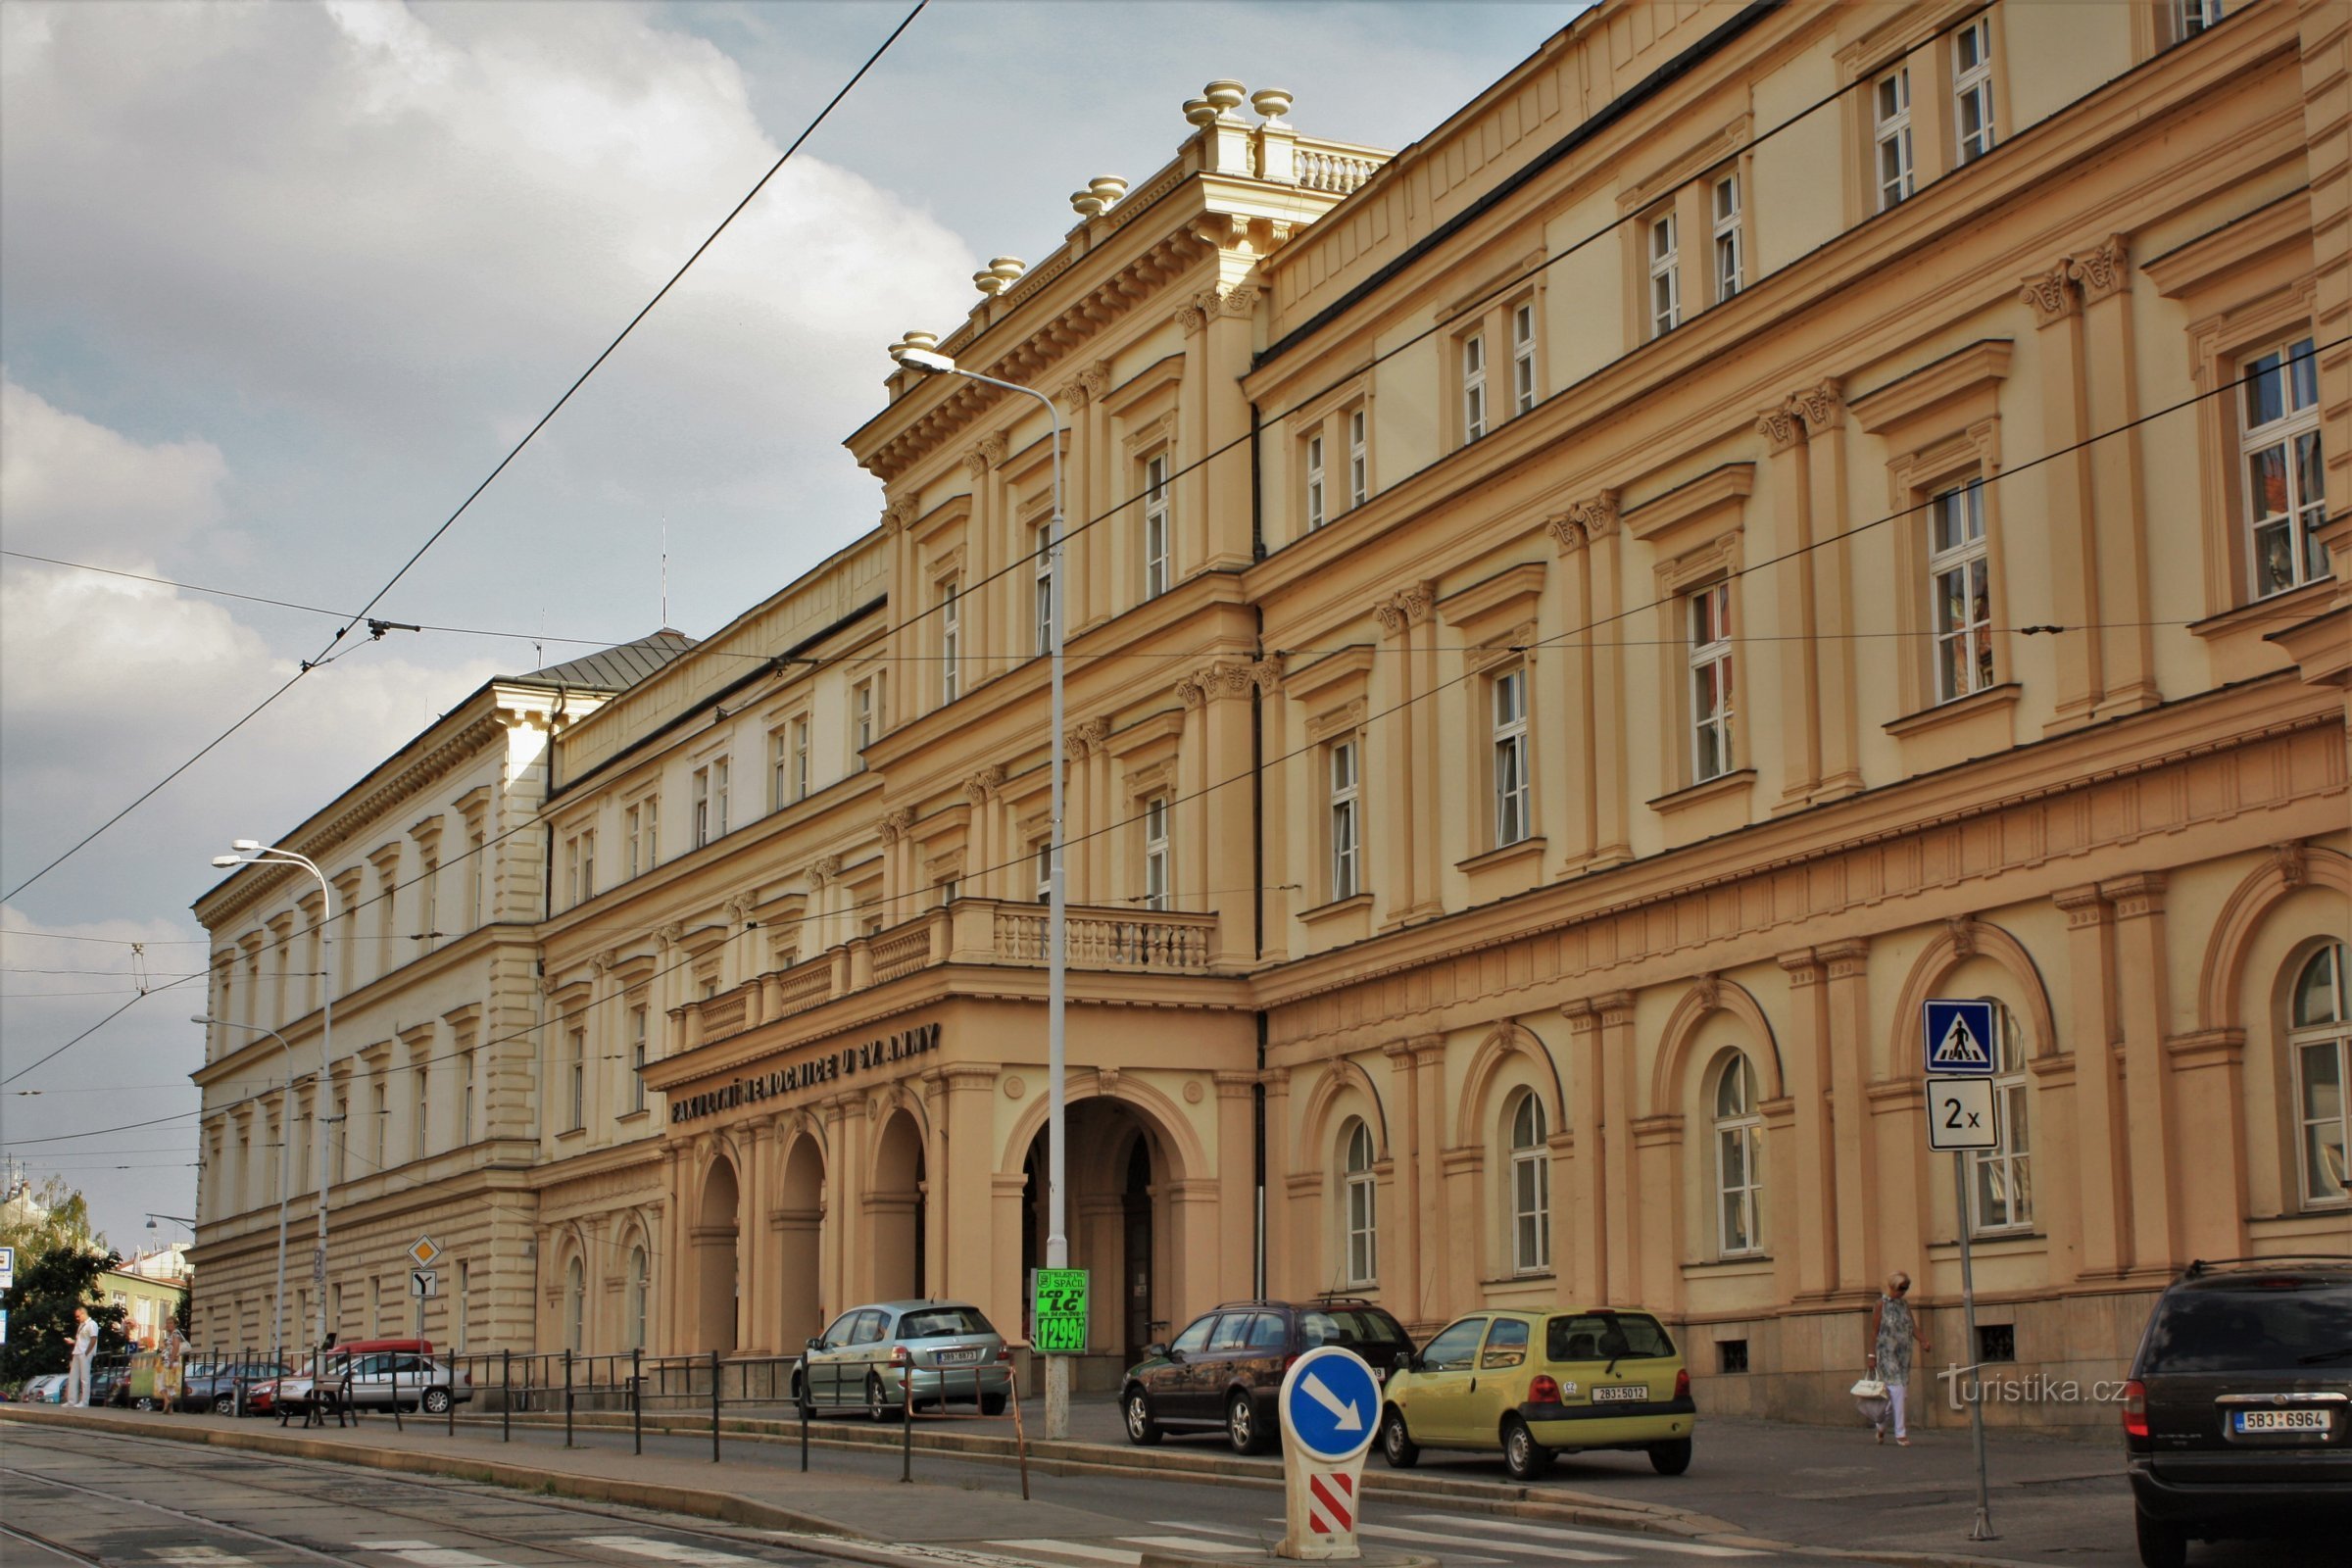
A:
[1868, 1271, 1930, 1446]
[65, 1306, 99, 1407]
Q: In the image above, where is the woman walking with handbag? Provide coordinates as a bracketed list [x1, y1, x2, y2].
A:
[1867, 1271, 1931, 1445]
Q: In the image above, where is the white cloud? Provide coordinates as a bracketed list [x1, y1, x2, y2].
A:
[0, 374, 229, 565]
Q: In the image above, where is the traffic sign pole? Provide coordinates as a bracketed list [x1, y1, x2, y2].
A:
[1924, 998, 1998, 1544]
[1955, 1151, 1996, 1542]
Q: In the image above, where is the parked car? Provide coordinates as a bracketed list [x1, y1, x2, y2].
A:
[1121, 1298, 1415, 1454]
[793, 1299, 1012, 1420]
[2123, 1256, 2352, 1567]
[16, 1373, 69, 1403]
[89, 1360, 134, 1407]
[272, 1350, 471, 1416]
[251, 1338, 433, 1416]
[1378, 1306, 1695, 1481]
[181, 1359, 290, 1414]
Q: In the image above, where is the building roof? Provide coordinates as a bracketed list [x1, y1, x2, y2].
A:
[511, 629, 697, 691]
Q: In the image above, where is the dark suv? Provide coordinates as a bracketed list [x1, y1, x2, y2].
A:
[1121, 1298, 1413, 1454]
[2124, 1256, 2352, 1566]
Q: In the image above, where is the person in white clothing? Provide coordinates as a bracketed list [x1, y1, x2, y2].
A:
[65, 1306, 100, 1406]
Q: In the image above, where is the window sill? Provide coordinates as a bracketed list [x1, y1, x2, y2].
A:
[2186, 578, 2335, 640]
[1481, 1270, 1557, 1287]
[1883, 681, 2021, 738]
[1928, 1230, 2044, 1255]
[556, 1127, 586, 1143]
[1646, 768, 1755, 816]
[1297, 892, 1375, 926]
[615, 1109, 650, 1125]
[1683, 1253, 1774, 1271]
[1456, 836, 1544, 875]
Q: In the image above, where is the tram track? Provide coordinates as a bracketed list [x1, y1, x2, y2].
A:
[2, 1425, 846, 1568]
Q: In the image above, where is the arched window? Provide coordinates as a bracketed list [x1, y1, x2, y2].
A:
[1969, 1004, 2033, 1234]
[1509, 1093, 1550, 1274]
[1713, 1054, 1762, 1255]
[1342, 1120, 1378, 1287]
[626, 1245, 650, 1348]
[2294, 942, 2349, 1207]
[564, 1254, 585, 1353]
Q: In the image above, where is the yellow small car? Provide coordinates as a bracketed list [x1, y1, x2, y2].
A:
[1377, 1306, 1694, 1480]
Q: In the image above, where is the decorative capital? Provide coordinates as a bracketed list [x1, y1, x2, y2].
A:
[1692, 973, 1721, 1013]
[1788, 379, 1843, 434]
[1544, 514, 1586, 555]
[1064, 716, 1110, 758]
[2018, 263, 2077, 327]
[1372, 581, 1437, 637]
[2052, 883, 2110, 928]
[1250, 655, 1286, 695]
[2274, 840, 2309, 889]
[724, 893, 755, 926]
[880, 496, 919, 534]
[656, 921, 686, 949]
[879, 808, 915, 844]
[1174, 300, 1209, 336]
[1945, 915, 1978, 960]
[2066, 234, 2130, 305]
[591, 949, 618, 975]
[807, 855, 842, 889]
[2099, 871, 2167, 920]
[962, 763, 1008, 805]
[1079, 361, 1111, 403]
[1816, 936, 1870, 980]
[1566, 490, 1620, 541]
[1777, 947, 1823, 984]
[1754, 406, 1803, 453]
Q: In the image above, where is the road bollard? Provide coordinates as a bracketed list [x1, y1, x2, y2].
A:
[710, 1348, 720, 1463]
[1009, 1368, 1031, 1502]
[391, 1354, 404, 1432]
[447, 1353, 457, 1437]
[501, 1348, 511, 1443]
[632, 1347, 643, 1457]
[564, 1348, 574, 1448]
[798, 1361, 808, 1473]
[234, 1346, 247, 1418]
[900, 1369, 913, 1484]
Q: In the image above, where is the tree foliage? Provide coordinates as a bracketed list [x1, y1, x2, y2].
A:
[1, 1178, 128, 1385]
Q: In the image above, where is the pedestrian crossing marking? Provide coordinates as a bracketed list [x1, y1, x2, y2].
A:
[1117, 1539, 1254, 1555]
[146, 1552, 261, 1566]
[1351, 1521, 1614, 1561]
[353, 1543, 512, 1567]
[986, 1543, 1140, 1566]
[576, 1537, 767, 1563]
[1147, 1522, 1258, 1539]
[1403, 1514, 1760, 1557]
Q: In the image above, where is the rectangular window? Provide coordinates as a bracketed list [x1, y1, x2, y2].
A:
[564, 836, 579, 909]
[1143, 796, 1170, 912]
[643, 797, 658, 865]
[468, 831, 485, 925]
[691, 768, 710, 849]
[1033, 522, 1054, 654]
[1970, 1011, 2034, 1233]
[768, 729, 788, 811]
[1143, 456, 1171, 599]
[1876, 67, 1915, 209]
[1305, 434, 1326, 531]
[791, 718, 809, 804]
[2176, 1, 2225, 40]
[418, 860, 438, 949]
[1461, 333, 1488, 441]
[575, 836, 591, 904]
[566, 1029, 585, 1132]
[1647, 212, 1680, 338]
[1511, 302, 1538, 415]
[1713, 174, 1743, 301]
[1953, 19, 1995, 164]
[369, 1079, 386, 1167]
[412, 1067, 428, 1162]
[1328, 739, 1360, 903]
[712, 759, 729, 837]
[1348, 408, 1368, 508]
[629, 1005, 648, 1115]
[2244, 336, 2328, 597]
[333, 1097, 348, 1184]
[1689, 583, 1736, 783]
[852, 674, 880, 766]
[459, 1051, 475, 1144]
[1931, 481, 1994, 702]
[1033, 839, 1053, 904]
[1492, 667, 1531, 849]
[940, 578, 961, 703]
[624, 806, 640, 878]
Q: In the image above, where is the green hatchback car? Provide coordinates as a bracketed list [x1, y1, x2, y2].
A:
[1379, 1306, 1695, 1480]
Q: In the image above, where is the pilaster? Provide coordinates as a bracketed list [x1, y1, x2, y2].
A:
[1820, 938, 1879, 1295]
[1790, 380, 1862, 799]
[2053, 885, 2129, 1278]
[2022, 260, 2105, 729]
[2103, 871, 2179, 1271]
[2073, 237, 2160, 717]
[1775, 949, 1840, 1298]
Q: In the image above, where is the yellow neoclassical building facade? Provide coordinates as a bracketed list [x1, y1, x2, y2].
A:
[194, 0, 2351, 1426]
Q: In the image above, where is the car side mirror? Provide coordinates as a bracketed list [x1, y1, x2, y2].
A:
[1145, 1343, 1168, 1360]
[1166, 1347, 1186, 1364]
[806, 1337, 825, 1353]
[1407, 1351, 1424, 1372]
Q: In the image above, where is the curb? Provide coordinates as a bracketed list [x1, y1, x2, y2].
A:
[0, 1405, 862, 1542]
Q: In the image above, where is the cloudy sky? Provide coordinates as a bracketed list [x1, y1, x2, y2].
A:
[0, 0, 1578, 1247]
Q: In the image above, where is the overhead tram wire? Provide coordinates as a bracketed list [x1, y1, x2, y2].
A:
[0, 0, 931, 906]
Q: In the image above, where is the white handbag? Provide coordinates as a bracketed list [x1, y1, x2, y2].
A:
[1849, 1377, 1887, 1399]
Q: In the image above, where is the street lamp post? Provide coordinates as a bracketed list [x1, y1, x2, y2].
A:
[892, 344, 1073, 1440]
[212, 841, 334, 1364]
[191, 1015, 297, 1364]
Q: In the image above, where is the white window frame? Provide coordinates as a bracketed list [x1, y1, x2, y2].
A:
[1461, 332, 1488, 442]
[1143, 455, 1172, 599]
[768, 728, 788, 811]
[2293, 942, 2349, 1207]
[1343, 1120, 1378, 1287]
[2243, 336, 2328, 598]
[1143, 796, 1170, 911]
[1969, 1005, 2034, 1234]
[1348, 408, 1369, 508]
[1876, 66, 1915, 210]
[1689, 582, 1736, 783]
[940, 577, 961, 703]
[791, 717, 810, 804]
[564, 836, 580, 909]
[1511, 301, 1538, 416]
[852, 673, 879, 766]
[1647, 211, 1680, 338]
[1328, 738, 1360, 902]
[624, 806, 641, 879]
[412, 1066, 429, 1162]
[1509, 1093, 1550, 1274]
[691, 768, 710, 849]
[629, 1004, 648, 1115]
[1931, 481, 1994, 702]
[711, 758, 728, 837]
[1712, 173, 1743, 301]
[1305, 433, 1327, 531]
[2175, 0, 2225, 40]
[419, 858, 438, 949]
[468, 830, 485, 924]
[459, 1050, 475, 1145]
[1033, 522, 1054, 654]
[1492, 665, 1531, 849]
[1033, 838, 1052, 904]
[566, 1029, 586, 1133]
[574, 837, 589, 906]
[1953, 18, 1995, 165]
[1713, 1054, 1763, 1256]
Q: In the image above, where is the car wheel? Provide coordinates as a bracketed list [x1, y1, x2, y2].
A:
[213, 1395, 235, 1415]
[423, 1388, 452, 1415]
[134, 1397, 157, 1411]
[1647, 1437, 1693, 1476]
[867, 1373, 902, 1423]
[982, 1393, 1007, 1417]
[2133, 1505, 2187, 1568]
[1123, 1386, 1163, 1446]
[1227, 1391, 1269, 1455]
[1380, 1406, 1420, 1468]
[1502, 1415, 1553, 1481]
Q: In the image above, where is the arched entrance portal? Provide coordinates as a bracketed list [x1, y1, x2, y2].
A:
[1022, 1098, 1179, 1367]
[776, 1133, 825, 1348]
[871, 1110, 926, 1301]
[696, 1155, 740, 1353]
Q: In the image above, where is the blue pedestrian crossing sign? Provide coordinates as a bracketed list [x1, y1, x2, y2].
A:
[1279, 1345, 1381, 1463]
[1923, 999, 1998, 1075]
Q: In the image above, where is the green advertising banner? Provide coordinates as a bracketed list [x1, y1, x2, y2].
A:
[1031, 1267, 1089, 1354]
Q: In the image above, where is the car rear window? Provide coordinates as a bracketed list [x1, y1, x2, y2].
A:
[899, 1306, 993, 1339]
[1547, 1312, 1676, 1361]
[2139, 1280, 2352, 1373]
[1299, 1309, 1407, 1348]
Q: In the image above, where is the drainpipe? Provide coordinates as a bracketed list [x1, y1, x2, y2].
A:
[1249, 401, 1265, 562]
[1250, 602, 1268, 1298]
[1254, 1011, 1268, 1300]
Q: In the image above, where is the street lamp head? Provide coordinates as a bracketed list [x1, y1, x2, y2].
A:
[229, 839, 263, 852]
[895, 347, 956, 375]
[211, 854, 245, 868]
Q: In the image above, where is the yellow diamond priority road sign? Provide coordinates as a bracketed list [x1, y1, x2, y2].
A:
[407, 1235, 442, 1269]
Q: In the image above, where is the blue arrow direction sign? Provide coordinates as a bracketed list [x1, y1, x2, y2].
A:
[1924, 999, 1998, 1076]
[1279, 1345, 1381, 1463]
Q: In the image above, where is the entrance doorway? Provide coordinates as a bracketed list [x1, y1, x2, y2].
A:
[871, 1109, 926, 1300]
[696, 1154, 740, 1353]
[1020, 1097, 1175, 1368]
[777, 1133, 825, 1348]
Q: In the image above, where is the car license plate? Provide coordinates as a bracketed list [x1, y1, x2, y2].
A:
[936, 1348, 983, 1364]
[2233, 1409, 2330, 1434]
[1592, 1385, 1647, 1403]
